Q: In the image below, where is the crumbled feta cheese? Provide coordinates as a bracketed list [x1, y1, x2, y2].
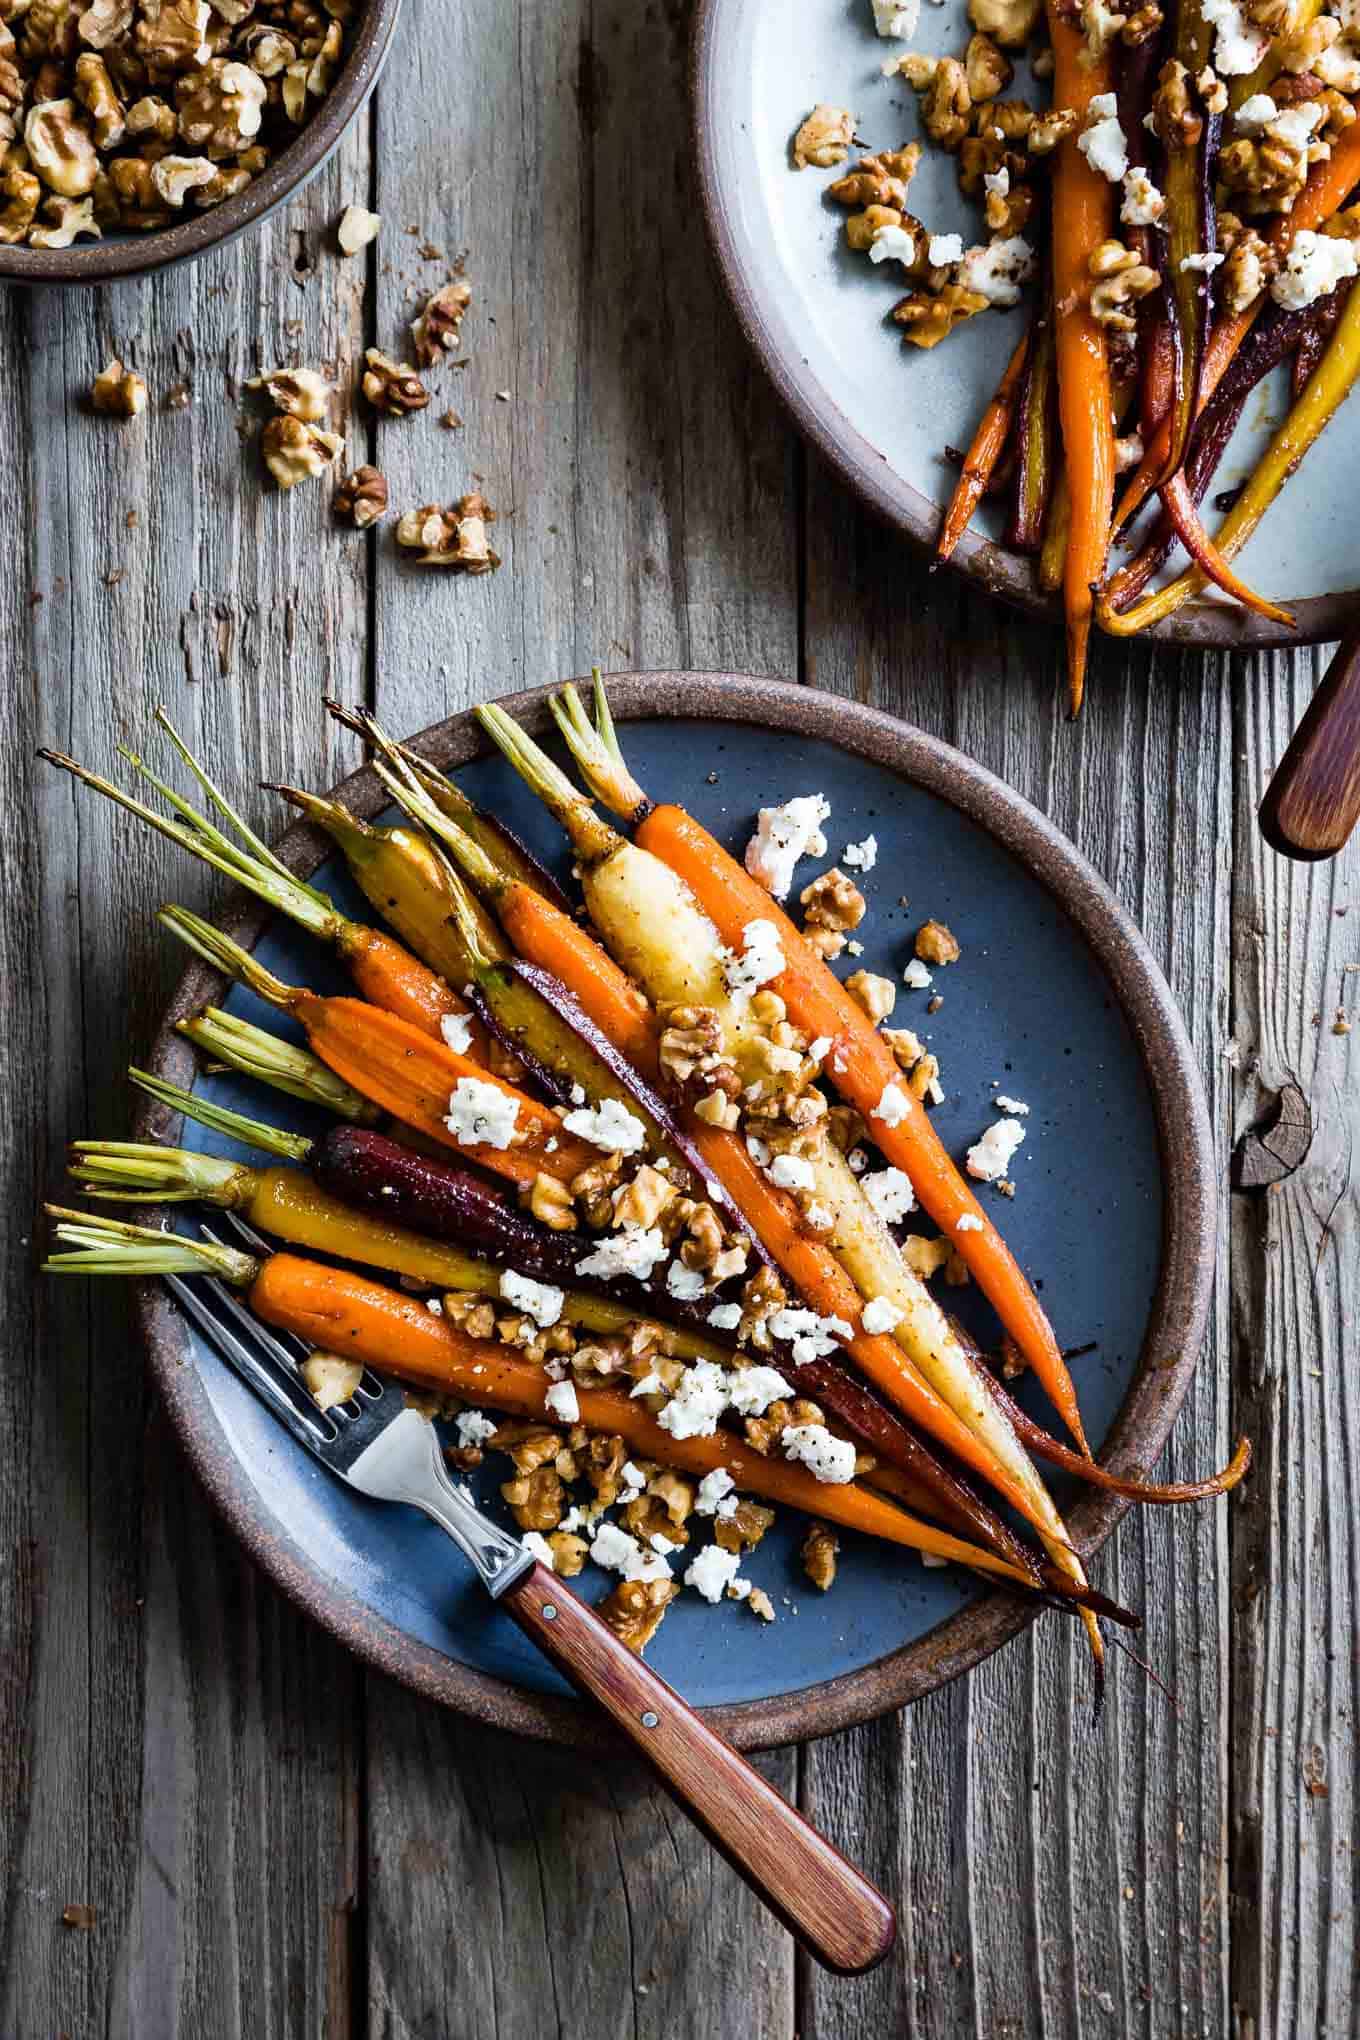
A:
[521, 1531, 556, 1569]
[666, 1261, 708, 1302]
[590, 1521, 671, 1582]
[500, 1268, 564, 1327]
[848, 1147, 868, 1173]
[1270, 102, 1326, 150]
[696, 1468, 736, 1515]
[1271, 230, 1359, 309]
[983, 166, 1009, 199]
[707, 1301, 743, 1331]
[544, 1379, 579, 1423]
[724, 917, 787, 996]
[561, 1095, 648, 1154]
[569, 1083, 586, 1105]
[655, 1359, 731, 1439]
[620, 1460, 646, 1489]
[445, 1076, 520, 1150]
[862, 1295, 904, 1335]
[425, 1296, 444, 1315]
[903, 958, 933, 990]
[1077, 94, 1128, 183]
[862, 1165, 916, 1224]
[871, 0, 919, 33]
[994, 1094, 1029, 1115]
[575, 1224, 668, 1282]
[966, 1117, 1026, 1182]
[1120, 166, 1166, 227]
[869, 223, 916, 268]
[928, 231, 964, 266]
[873, 1081, 911, 1127]
[685, 1541, 745, 1603]
[805, 1200, 833, 1230]
[956, 1212, 985, 1233]
[1202, 0, 1269, 74]
[455, 1409, 497, 1448]
[650, 1532, 678, 1555]
[726, 1575, 753, 1600]
[768, 1307, 853, 1364]
[768, 1152, 816, 1191]
[439, 1010, 474, 1055]
[744, 794, 831, 899]
[1233, 91, 1278, 133]
[958, 235, 1036, 307]
[842, 834, 878, 871]
[746, 1133, 772, 1167]
[1179, 251, 1225, 275]
[727, 1365, 794, 1415]
[782, 1423, 857, 1484]
[630, 1371, 664, 1397]
[809, 1036, 833, 1061]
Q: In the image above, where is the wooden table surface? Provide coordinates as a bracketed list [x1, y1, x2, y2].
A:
[3, 0, 1357, 2029]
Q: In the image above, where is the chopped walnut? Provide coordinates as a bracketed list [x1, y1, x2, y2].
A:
[895, 278, 990, 346]
[1219, 102, 1324, 216]
[247, 365, 333, 421]
[799, 867, 865, 960]
[903, 1232, 952, 1279]
[77, 0, 133, 47]
[845, 970, 897, 1024]
[1220, 221, 1276, 311]
[150, 154, 218, 208]
[73, 53, 124, 148]
[176, 56, 265, 149]
[843, 201, 927, 262]
[600, 1577, 677, 1653]
[570, 1151, 625, 1229]
[825, 1104, 865, 1152]
[91, 354, 146, 416]
[747, 1586, 776, 1623]
[500, 1465, 564, 1532]
[28, 194, 100, 246]
[1026, 105, 1080, 154]
[361, 348, 430, 417]
[915, 919, 960, 965]
[261, 414, 343, 489]
[827, 145, 922, 210]
[25, 98, 97, 196]
[693, 1088, 740, 1129]
[658, 1004, 736, 1092]
[965, 30, 1012, 100]
[133, 0, 213, 82]
[333, 463, 388, 528]
[521, 1170, 572, 1231]
[337, 201, 380, 253]
[904, 54, 973, 149]
[739, 1263, 788, 1353]
[582, 1431, 631, 1511]
[395, 492, 500, 572]
[880, 1025, 926, 1072]
[490, 1419, 563, 1474]
[547, 1531, 588, 1577]
[967, 0, 1041, 49]
[0, 167, 40, 244]
[908, 1050, 943, 1103]
[1275, 14, 1339, 75]
[1078, 0, 1127, 68]
[791, 101, 855, 169]
[444, 1293, 498, 1339]
[1151, 59, 1201, 151]
[714, 1498, 775, 1553]
[801, 1521, 839, 1591]
[412, 278, 472, 366]
[1087, 241, 1159, 329]
[744, 1395, 824, 1457]
[1194, 64, 1227, 116]
[612, 1161, 677, 1231]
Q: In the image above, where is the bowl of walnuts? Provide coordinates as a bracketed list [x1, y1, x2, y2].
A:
[0, 0, 401, 283]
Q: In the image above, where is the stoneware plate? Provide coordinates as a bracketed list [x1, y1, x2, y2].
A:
[691, 0, 1359, 648]
[133, 674, 1216, 1751]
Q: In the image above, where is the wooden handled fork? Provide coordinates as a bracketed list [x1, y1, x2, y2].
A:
[1260, 626, 1360, 860]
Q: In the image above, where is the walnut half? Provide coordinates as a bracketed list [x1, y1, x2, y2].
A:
[333, 464, 389, 528]
[791, 102, 855, 169]
[361, 348, 430, 417]
[395, 491, 500, 573]
[261, 415, 344, 489]
[92, 355, 147, 417]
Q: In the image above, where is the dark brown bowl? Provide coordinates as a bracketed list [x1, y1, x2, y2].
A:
[0, 0, 401, 287]
[129, 675, 1218, 1750]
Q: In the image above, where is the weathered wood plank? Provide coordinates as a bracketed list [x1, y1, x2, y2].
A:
[799, 482, 1234, 2039]
[362, 0, 802, 2025]
[1229, 640, 1360, 2040]
[1, 116, 370, 2037]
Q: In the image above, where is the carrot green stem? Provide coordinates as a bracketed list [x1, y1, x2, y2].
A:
[475, 703, 621, 864]
[172, 1009, 379, 1124]
[548, 673, 650, 822]
[128, 1066, 315, 1161]
[158, 905, 297, 1010]
[42, 1205, 258, 1282]
[68, 1140, 263, 1204]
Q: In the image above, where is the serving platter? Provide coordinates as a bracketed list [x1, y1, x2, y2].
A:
[133, 673, 1216, 1750]
[691, 0, 1360, 648]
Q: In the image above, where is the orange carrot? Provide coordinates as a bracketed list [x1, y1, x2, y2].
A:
[497, 882, 660, 1077]
[1046, 4, 1116, 715]
[249, 1252, 1035, 1580]
[937, 334, 1029, 564]
[1113, 121, 1360, 535]
[332, 922, 477, 1041]
[634, 805, 1091, 1455]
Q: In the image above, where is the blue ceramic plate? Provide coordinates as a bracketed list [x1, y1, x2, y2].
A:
[135, 675, 1215, 1750]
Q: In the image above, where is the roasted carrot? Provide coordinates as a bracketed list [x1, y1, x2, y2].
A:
[635, 800, 1092, 1457]
[157, 906, 596, 1189]
[936, 333, 1029, 564]
[42, 1208, 1037, 1585]
[1045, 2, 1116, 714]
[40, 732, 473, 1044]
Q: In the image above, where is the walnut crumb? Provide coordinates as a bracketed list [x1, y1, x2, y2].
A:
[412, 279, 472, 365]
[600, 1577, 677, 1653]
[337, 205, 381, 255]
[395, 491, 500, 572]
[915, 919, 961, 965]
[333, 464, 389, 528]
[361, 348, 430, 417]
[792, 103, 856, 169]
[92, 357, 147, 418]
[261, 415, 343, 489]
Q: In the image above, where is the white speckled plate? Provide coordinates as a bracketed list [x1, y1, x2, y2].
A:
[691, 0, 1360, 645]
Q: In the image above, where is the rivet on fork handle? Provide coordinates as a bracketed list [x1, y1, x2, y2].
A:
[1260, 625, 1360, 861]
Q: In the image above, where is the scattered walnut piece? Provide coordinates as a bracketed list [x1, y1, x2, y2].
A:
[800, 867, 865, 960]
[526, 1171, 574, 1230]
[261, 414, 343, 489]
[61, 1903, 97, 1930]
[0, 169, 42, 246]
[1151, 58, 1202, 151]
[29, 195, 101, 247]
[333, 464, 389, 528]
[412, 278, 473, 366]
[903, 1232, 952, 1280]
[500, 1465, 564, 1532]
[965, 31, 1012, 101]
[828, 145, 922, 210]
[247, 366, 333, 422]
[337, 202, 380, 254]
[1219, 217, 1276, 312]
[893, 280, 989, 348]
[746, 1586, 776, 1623]
[25, 99, 99, 198]
[915, 919, 960, 966]
[845, 970, 897, 1024]
[714, 1497, 775, 1553]
[967, 0, 1042, 50]
[92, 356, 147, 418]
[801, 1521, 839, 1591]
[548, 1531, 588, 1577]
[1087, 240, 1160, 330]
[361, 348, 430, 417]
[1078, 0, 1127, 69]
[600, 1577, 678, 1653]
[301, 1351, 363, 1410]
[791, 102, 855, 169]
[395, 491, 500, 572]
[1026, 105, 1080, 155]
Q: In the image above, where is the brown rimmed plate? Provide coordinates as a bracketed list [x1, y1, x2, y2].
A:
[132, 674, 1216, 1750]
[690, 0, 1360, 648]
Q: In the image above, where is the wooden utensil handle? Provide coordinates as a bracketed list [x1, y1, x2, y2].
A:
[1260, 627, 1360, 861]
[501, 1564, 895, 1976]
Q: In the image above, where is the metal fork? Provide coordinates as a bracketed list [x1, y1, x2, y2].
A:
[167, 1219, 896, 1977]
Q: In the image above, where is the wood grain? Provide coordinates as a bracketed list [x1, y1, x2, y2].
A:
[1258, 628, 1360, 860]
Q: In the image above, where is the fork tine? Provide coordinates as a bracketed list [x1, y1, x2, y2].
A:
[220, 1210, 275, 1258]
[208, 1216, 387, 1401]
[198, 1220, 314, 1366]
[163, 1270, 334, 1453]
